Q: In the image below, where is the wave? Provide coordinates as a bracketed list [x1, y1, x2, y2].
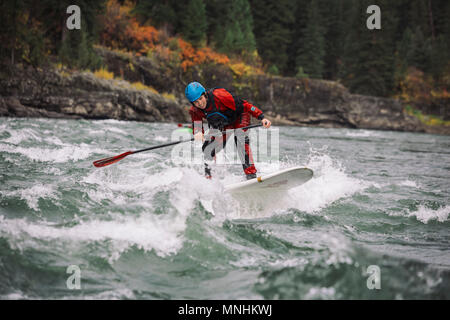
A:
[344, 129, 377, 138]
[0, 184, 59, 211]
[1, 128, 43, 144]
[408, 205, 449, 224]
[153, 135, 169, 142]
[92, 119, 127, 125]
[0, 142, 111, 163]
[0, 167, 224, 262]
[0, 291, 32, 300]
[399, 180, 420, 188]
[285, 152, 369, 213]
[202, 149, 371, 220]
[0, 213, 187, 263]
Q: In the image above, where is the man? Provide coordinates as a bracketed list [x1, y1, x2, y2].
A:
[185, 81, 271, 180]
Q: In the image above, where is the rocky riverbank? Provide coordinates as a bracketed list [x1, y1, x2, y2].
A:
[0, 47, 448, 135]
[0, 63, 187, 123]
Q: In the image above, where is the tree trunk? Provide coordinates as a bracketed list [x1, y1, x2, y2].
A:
[62, 15, 67, 43]
[11, 0, 17, 65]
[428, 0, 435, 41]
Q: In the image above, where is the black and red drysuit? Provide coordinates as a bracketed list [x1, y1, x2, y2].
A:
[189, 87, 265, 177]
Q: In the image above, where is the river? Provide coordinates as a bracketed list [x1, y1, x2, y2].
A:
[0, 118, 448, 299]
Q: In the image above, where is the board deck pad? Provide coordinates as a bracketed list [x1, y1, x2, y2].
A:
[224, 166, 314, 193]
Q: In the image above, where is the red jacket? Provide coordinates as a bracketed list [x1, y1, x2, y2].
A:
[189, 88, 264, 134]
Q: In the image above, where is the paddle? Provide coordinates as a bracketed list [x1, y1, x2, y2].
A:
[93, 123, 263, 168]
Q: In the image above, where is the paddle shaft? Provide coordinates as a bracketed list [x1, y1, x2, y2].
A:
[131, 123, 263, 155]
[93, 123, 263, 167]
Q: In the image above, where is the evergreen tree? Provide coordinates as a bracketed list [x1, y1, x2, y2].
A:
[215, 0, 256, 55]
[250, 0, 295, 73]
[133, 0, 178, 34]
[36, 0, 104, 52]
[180, 0, 207, 47]
[32, 0, 105, 68]
[238, 0, 257, 53]
[433, 0, 450, 38]
[408, 0, 431, 38]
[295, 0, 326, 79]
[222, 21, 245, 54]
[59, 21, 101, 70]
[285, 0, 303, 77]
[321, 0, 346, 79]
[428, 0, 450, 79]
[340, 0, 397, 96]
[409, 27, 433, 71]
[393, 0, 449, 81]
[205, 0, 228, 45]
[33, 0, 104, 69]
[395, 27, 414, 85]
[429, 34, 450, 79]
[0, 0, 45, 66]
[58, 31, 72, 66]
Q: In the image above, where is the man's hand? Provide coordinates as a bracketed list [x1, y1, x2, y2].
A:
[194, 132, 204, 142]
[262, 118, 271, 128]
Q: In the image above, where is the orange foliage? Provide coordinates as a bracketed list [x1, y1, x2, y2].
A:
[398, 67, 449, 104]
[177, 39, 229, 71]
[397, 67, 432, 104]
[125, 19, 159, 54]
[397, 67, 450, 118]
[100, 0, 260, 73]
[100, 0, 159, 55]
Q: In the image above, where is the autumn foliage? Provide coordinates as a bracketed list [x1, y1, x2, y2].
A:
[397, 67, 450, 119]
[100, 0, 158, 55]
[177, 38, 229, 71]
[398, 67, 449, 104]
[99, 0, 231, 71]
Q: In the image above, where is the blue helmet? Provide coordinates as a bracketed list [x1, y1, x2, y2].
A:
[185, 82, 205, 102]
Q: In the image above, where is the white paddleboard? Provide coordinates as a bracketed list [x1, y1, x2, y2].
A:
[224, 166, 313, 193]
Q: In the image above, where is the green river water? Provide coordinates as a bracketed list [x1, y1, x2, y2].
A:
[0, 118, 448, 299]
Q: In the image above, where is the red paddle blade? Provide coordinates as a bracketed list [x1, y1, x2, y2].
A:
[93, 151, 133, 167]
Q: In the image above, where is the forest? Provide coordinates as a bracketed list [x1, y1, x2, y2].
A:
[0, 0, 449, 117]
